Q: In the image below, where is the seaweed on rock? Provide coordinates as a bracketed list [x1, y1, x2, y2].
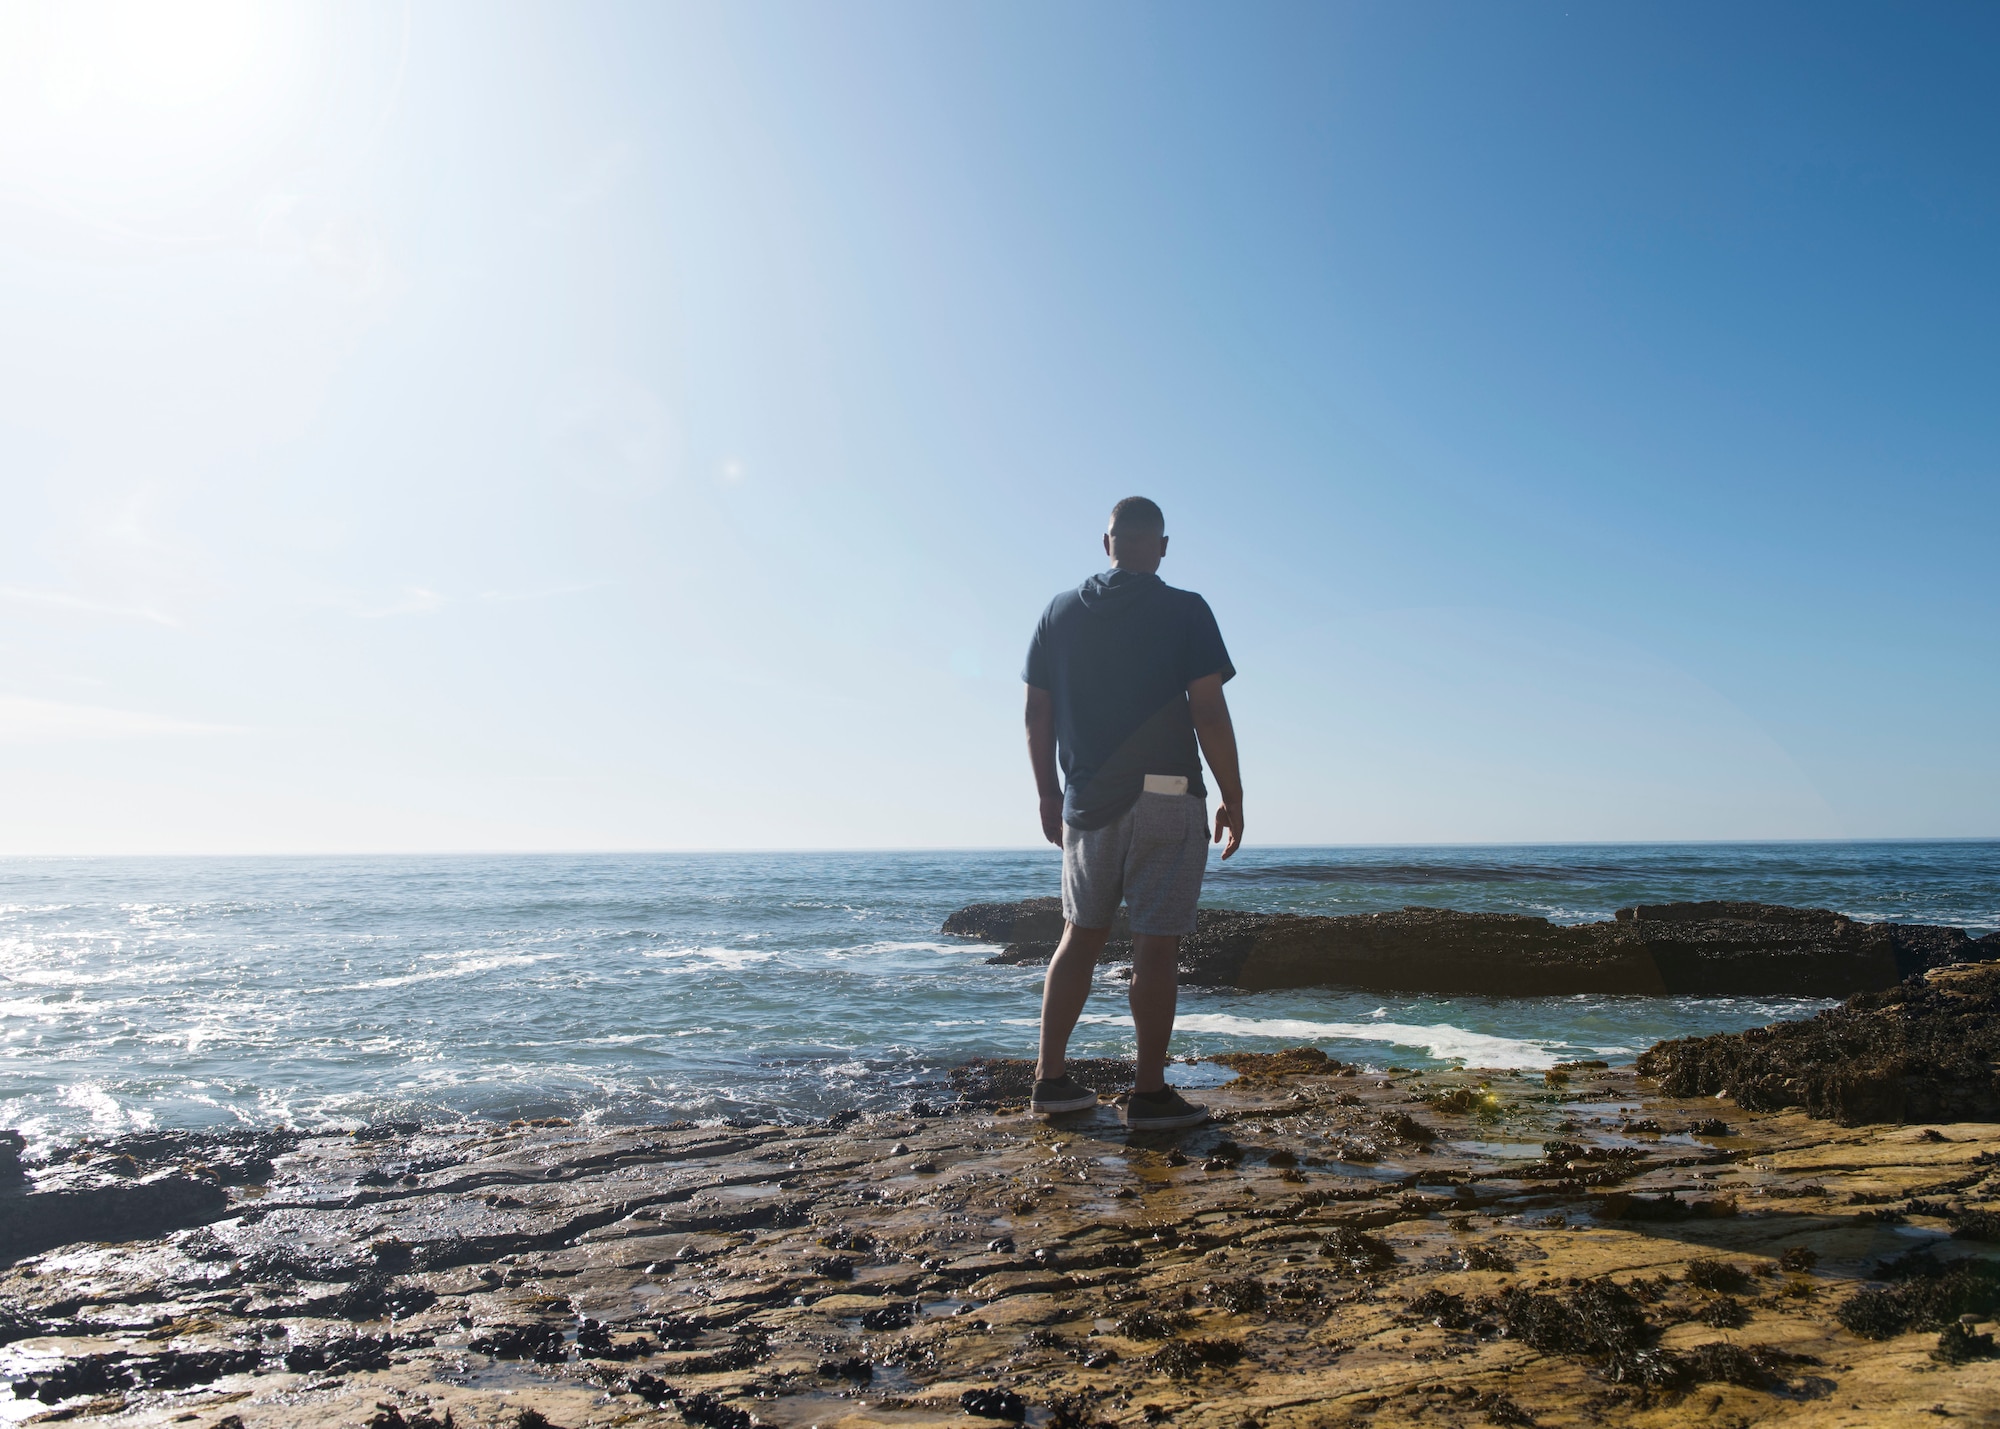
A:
[1490, 1278, 1688, 1387]
[1934, 1322, 2000, 1363]
[1836, 1258, 2000, 1339]
[1318, 1227, 1398, 1274]
[1636, 963, 2000, 1125]
[467, 1323, 569, 1363]
[1145, 1337, 1242, 1379]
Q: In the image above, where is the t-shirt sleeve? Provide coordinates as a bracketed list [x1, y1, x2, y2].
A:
[1182, 595, 1235, 686]
[1022, 614, 1052, 689]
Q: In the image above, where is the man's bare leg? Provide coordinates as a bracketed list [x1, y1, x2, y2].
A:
[1129, 933, 1181, 1093]
[1036, 922, 1113, 1080]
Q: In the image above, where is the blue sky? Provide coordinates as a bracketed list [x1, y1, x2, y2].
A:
[1, 1, 1995, 853]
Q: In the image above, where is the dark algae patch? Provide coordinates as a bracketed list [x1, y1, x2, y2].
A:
[1144, 1337, 1243, 1379]
[1491, 1277, 1684, 1386]
[1684, 1259, 1755, 1294]
[467, 1323, 569, 1363]
[1318, 1226, 1399, 1274]
[1837, 1257, 2000, 1338]
[1934, 1320, 2000, 1363]
[1206, 1047, 1358, 1081]
[281, 1332, 433, 1374]
[1680, 1341, 1820, 1389]
[960, 1387, 1028, 1420]
[1486, 1279, 1820, 1390]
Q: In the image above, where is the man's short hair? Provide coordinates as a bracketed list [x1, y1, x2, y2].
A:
[1108, 496, 1165, 536]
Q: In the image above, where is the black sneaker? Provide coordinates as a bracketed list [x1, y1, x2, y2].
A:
[1122, 1086, 1209, 1131]
[1029, 1075, 1099, 1115]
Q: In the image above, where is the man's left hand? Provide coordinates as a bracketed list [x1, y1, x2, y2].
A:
[1039, 793, 1065, 847]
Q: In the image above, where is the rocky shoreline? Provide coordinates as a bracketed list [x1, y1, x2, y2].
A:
[4, 969, 2000, 1427]
[941, 898, 2000, 997]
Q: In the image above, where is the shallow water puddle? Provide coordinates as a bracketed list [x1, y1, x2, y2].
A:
[1445, 1139, 1548, 1160]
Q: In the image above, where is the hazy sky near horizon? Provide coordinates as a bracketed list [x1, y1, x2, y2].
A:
[2, 0, 1997, 854]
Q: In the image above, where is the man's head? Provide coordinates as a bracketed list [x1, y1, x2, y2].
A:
[1103, 496, 1168, 574]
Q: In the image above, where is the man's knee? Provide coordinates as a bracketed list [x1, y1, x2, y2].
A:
[1062, 921, 1114, 946]
[1052, 922, 1113, 966]
[1131, 933, 1181, 964]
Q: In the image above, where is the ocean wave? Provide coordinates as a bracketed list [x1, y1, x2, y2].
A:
[58, 1081, 157, 1135]
[5, 967, 148, 988]
[821, 940, 991, 959]
[1075, 1011, 1575, 1069]
[639, 945, 783, 969]
[346, 953, 556, 989]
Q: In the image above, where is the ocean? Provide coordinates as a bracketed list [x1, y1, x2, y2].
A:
[3, 841, 1996, 1153]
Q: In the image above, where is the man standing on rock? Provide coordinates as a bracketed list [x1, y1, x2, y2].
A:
[1021, 496, 1243, 1130]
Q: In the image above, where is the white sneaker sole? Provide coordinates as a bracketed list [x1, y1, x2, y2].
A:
[1122, 1108, 1209, 1130]
[1030, 1092, 1100, 1115]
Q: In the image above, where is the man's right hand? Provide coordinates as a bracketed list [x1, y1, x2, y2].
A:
[1039, 793, 1065, 847]
[1213, 800, 1243, 859]
[1026, 685, 1065, 848]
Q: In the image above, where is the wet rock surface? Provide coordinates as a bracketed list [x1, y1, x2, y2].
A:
[3, 1055, 1999, 1426]
[950, 1059, 1137, 1104]
[0, 1129, 308, 1266]
[944, 898, 2000, 996]
[1638, 961, 2000, 1125]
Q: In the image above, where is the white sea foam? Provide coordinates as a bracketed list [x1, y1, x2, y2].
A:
[1072, 1011, 1570, 1069]
[640, 945, 783, 970]
[8, 967, 130, 987]
[59, 1081, 155, 1134]
[354, 953, 551, 989]
[822, 940, 983, 960]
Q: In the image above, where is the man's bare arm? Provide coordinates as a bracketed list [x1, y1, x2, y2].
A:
[1024, 684, 1064, 846]
[1188, 673, 1243, 859]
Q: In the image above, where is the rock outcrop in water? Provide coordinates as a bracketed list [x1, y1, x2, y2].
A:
[1636, 961, 2000, 1125]
[941, 897, 2000, 996]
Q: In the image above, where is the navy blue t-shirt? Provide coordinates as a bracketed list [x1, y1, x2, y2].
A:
[1022, 570, 1235, 830]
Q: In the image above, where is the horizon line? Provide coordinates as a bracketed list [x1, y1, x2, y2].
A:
[2, 834, 1998, 861]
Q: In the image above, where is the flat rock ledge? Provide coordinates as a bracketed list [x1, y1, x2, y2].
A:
[5, 1055, 2000, 1426]
[941, 898, 2000, 996]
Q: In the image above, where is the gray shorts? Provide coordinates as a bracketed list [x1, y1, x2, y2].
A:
[1061, 791, 1210, 936]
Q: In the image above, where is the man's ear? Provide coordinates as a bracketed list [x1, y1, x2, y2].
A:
[1103, 531, 1114, 559]
[1159, 534, 1169, 560]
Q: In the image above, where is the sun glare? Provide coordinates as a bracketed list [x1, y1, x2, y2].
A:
[36, 0, 267, 110]
[0, 0, 312, 213]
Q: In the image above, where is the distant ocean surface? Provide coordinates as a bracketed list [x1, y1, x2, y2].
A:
[4, 842, 1997, 1153]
